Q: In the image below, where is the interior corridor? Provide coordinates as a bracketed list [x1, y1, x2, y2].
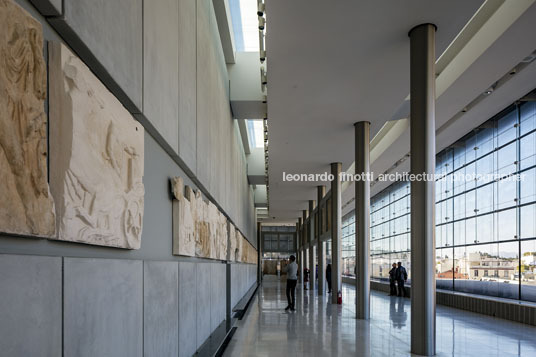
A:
[224, 276, 536, 356]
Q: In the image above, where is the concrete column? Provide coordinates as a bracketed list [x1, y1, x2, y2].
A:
[226, 262, 231, 328]
[409, 23, 436, 356]
[302, 210, 307, 285]
[317, 186, 326, 295]
[295, 222, 299, 253]
[355, 121, 371, 319]
[330, 162, 342, 304]
[308, 200, 316, 291]
[257, 222, 262, 283]
[298, 218, 303, 284]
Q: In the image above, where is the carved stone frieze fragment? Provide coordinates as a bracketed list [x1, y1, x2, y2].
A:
[48, 42, 144, 249]
[172, 177, 228, 260]
[0, 0, 55, 237]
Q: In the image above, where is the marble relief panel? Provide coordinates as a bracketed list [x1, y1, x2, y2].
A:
[171, 176, 254, 262]
[240, 234, 248, 263]
[228, 224, 237, 261]
[172, 177, 195, 256]
[172, 176, 227, 260]
[48, 43, 144, 249]
[244, 240, 257, 264]
[236, 230, 243, 262]
[0, 0, 56, 237]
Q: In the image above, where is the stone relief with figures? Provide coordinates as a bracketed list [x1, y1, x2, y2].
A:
[0, 0, 56, 237]
[172, 176, 256, 262]
[228, 223, 238, 261]
[48, 42, 144, 249]
[172, 176, 228, 260]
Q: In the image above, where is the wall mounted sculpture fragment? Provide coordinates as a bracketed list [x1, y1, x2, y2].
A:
[244, 239, 257, 264]
[0, 0, 55, 237]
[228, 223, 237, 261]
[171, 176, 257, 262]
[48, 42, 144, 249]
[172, 176, 228, 259]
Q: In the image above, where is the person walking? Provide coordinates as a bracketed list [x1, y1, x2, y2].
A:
[396, 262, 408, 297]
[389, 263, 398, 296]
[285, 255, 298, 311]
[326, 263, 332, 293]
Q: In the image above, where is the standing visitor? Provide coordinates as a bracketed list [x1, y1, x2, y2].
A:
[389, 263, 397, 296]
[285, 255, 298, 311]
[396, 262, 408, 297]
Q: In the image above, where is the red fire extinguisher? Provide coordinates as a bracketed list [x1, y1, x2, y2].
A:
[337, 290, 342, 304]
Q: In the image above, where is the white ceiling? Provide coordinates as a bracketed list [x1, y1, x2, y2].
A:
[265, 0, 536, 222]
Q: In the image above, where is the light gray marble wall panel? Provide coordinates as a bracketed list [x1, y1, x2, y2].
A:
[196, 0, 214, 194]
[29, 0, 61, 15]
[192, 0, 256, 243]
[63, 258, 143, 357]
[58, 0, 143, 110]
[210, 2, 227, 207]
[196, 262, 212, 349]
[242, 264, 247, 297]
[236, 264, 242, 300]
[211, 263, 226, 331]
[143, 0, 179, 153]
[245, 265, 249, 290]
[248, 266, 252, 290]
[253, 265, 257, 286]
[178, 0, 197, 172]
[196, 262, 213, 347]
[178, 262, 197, 357]
[236, 263, 242, 307]
[230, 264, 238, 308]
[255, 265, 258, 285]
[143, 261, 179, 357]
[0, 254, 62, 356]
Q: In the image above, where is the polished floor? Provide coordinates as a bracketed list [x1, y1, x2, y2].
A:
[223, 275, 536, 356]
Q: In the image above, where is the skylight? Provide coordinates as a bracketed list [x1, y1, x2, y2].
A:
[247, 120, 264, 149]
[229, 0, 260, 52]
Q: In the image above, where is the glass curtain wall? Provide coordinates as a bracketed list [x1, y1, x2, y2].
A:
[262, 226, 296, 253]
[345, 100, 536, 302]
[342, 213, 356, 276]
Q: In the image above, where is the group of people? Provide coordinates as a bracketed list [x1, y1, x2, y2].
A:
[284, 257, 408, 311]
[301, 263, 332, 293]
[388, 262, 408, 297]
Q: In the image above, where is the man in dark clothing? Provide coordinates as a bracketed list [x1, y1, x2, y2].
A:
[396, 262, 408, 297]
[326, 263, 332, 293]
[388, 263, 397, 296]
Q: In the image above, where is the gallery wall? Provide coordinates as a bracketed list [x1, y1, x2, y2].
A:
[0, 254, 258, 356]
[0, 0, 258, 355]
[0, 0, 256, 258]
[29, 0, 257, 243]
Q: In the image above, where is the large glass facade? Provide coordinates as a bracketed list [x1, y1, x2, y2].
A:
[342, 213, 355, 276]
[370, 180, 412, 283]
[262, 226, 296, 253]
[344, 100, 536, 302]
